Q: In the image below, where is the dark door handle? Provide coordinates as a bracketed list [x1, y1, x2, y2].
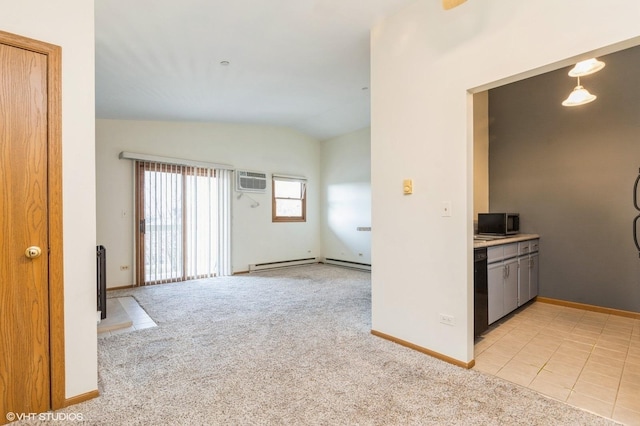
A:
[633, 214, 640, 255]
[634, 171, 640, 211]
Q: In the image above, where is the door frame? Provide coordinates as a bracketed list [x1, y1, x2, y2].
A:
[0, 30, 65, 410]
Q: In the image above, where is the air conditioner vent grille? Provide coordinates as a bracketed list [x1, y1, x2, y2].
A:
[244, 171, 265, 178]
[236, 170, 267, 193]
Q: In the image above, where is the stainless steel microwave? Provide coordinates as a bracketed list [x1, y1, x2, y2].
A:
[477, 213, 520, 235]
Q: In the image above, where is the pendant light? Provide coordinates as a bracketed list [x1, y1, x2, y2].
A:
[568, 58, 605, 77]
[562, 57, 604, 107]
[562, 76, 597, 107]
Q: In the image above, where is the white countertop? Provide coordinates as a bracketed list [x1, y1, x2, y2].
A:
[473, 233, 540, 249]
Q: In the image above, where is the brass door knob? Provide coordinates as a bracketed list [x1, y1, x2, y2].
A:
[25, 246, 42, 259]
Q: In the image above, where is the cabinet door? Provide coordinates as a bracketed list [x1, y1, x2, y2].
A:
[488, 263, 504, 325]
[529, 253, 539, 300]
[518, 255, 530, 306]
[503, 258, 519, 314]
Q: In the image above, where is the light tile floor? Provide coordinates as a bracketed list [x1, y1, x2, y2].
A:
[474, 301, 640, 425]
[98, 296, 157, 337]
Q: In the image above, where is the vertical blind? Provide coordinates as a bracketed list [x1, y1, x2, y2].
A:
[137, 161, 232, 284]
[216, 169, 232, 276]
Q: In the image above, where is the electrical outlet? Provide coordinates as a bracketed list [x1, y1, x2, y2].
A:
[439, 314, 455, 326]
[120, 265, 129, 271]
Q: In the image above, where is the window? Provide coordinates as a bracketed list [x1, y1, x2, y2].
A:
[272, 175, 306, 222]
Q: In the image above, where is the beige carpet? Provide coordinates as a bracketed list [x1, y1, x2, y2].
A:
[25, 265, 618, 425]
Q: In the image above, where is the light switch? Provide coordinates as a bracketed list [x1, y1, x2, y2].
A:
[403, 179, 413, 195]
[441, 201, 452, 217]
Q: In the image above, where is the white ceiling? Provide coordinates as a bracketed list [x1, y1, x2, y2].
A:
[95, 0, 418, 140]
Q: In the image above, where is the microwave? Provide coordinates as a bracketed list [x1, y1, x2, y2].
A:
[477, 213, 520, 235]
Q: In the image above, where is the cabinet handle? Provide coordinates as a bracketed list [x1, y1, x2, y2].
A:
[634, 171, 640, 211]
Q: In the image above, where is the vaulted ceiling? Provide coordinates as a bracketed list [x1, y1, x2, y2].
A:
[95, 0, 417, 140]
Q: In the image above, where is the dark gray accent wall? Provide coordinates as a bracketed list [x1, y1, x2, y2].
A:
[488, 46, 640, 312]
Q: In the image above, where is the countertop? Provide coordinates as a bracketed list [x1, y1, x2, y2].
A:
[473, 233, 540, 249]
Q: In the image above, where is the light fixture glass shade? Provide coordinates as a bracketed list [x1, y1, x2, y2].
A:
[442, 0, 467, 10]
[562, 85, 597, 107]
[568, 58, 605, 77]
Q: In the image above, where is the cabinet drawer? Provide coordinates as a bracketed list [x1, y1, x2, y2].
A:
[530, 239, 539, 253]
[488, 242, 518, 263]
[503, 243, 518, 259]
[518, 241, 530, 256]
[487, 246, 503, 263]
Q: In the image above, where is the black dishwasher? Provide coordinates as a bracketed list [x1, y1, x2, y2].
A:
[474, 247, 488, 337]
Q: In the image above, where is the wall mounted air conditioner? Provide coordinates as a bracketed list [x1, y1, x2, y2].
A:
[236, 170, 267, 193]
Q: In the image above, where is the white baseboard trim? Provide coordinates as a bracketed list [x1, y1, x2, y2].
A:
[249, 257, 319, 272]
[322, 258, 371, 271]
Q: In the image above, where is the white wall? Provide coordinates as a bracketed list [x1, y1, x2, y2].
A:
[371, 0, 640, 363]
[96, 119, 321, 285]
[321, 127, 371, 265]
[473, 91, 488, 221]
[0, 0, 97, 398]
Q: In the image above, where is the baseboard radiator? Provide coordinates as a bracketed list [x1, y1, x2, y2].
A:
[96, 245, 107, 320]
[249, 257, 319, 272]
[322, 258, 371, 271]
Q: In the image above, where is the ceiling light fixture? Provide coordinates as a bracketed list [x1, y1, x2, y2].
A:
[442, 0, 467, 10]
[562, 77, 597, 107]
[568, 58, 605, 77]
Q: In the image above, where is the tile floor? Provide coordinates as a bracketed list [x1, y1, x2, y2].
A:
[474, 301, 640, 425]
[98, 296, 157, 337]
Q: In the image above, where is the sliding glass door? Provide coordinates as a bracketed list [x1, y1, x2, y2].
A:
[135, 161, 228, 285]
[184, 169, 218, 279]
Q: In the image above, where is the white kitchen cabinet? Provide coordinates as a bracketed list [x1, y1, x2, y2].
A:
[503, 257, 519, 314]
[517, 239, 539, 306]
[529, 252, 539, 301]
[518, 255, 530, 305]
[488, 262, 504, 324]
[486, 238, 539, 324]
[487, 243, 519, 325]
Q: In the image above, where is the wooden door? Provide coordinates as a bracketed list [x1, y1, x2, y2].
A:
[0, 31, 64, 423]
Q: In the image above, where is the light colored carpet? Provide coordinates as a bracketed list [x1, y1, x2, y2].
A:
[31, 264, 618, 425]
